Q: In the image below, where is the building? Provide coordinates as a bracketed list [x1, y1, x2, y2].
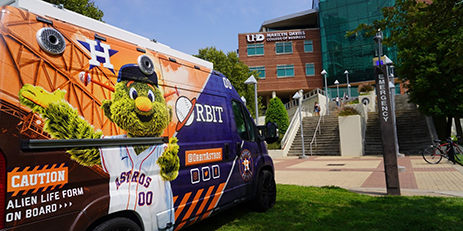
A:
[238, 0, 400, 107]
[319, 0, 397, 91]
[238, 9, 322, 106]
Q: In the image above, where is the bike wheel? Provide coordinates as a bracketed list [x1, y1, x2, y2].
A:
[453, 143, 463, 162]
[422, 146, 443, 164]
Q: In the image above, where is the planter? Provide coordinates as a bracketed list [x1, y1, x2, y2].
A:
[338, 115, 364, 156]
[358, 90, 376, 112]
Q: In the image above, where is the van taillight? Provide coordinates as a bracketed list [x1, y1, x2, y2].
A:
[0, 150, 5, 228]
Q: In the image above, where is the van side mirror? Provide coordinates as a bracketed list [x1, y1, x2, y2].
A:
[259, 122, 279, 143]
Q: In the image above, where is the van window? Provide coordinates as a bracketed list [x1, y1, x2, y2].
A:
[232, 100, 256, 142]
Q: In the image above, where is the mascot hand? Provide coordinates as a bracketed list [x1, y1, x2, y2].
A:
[157, 137, 180, 181]
[19, 84, 66, 113]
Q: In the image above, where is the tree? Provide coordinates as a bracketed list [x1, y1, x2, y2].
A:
[265, 97, 289, 136]
[43, 0, 104, 21]
[195, 47, 262, 118]
[349, 0, 463, 138]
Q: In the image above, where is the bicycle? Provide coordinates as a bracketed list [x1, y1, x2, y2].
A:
[422, 137, 463, 164]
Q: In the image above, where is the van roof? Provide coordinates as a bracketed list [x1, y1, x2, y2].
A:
[0, 0, 213, 70]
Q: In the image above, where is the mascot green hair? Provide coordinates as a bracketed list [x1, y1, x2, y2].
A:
[19, 64, 180, 181]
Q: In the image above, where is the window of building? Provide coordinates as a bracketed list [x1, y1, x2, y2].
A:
[247, 43, 264, 56]
[305, 63, 315, 76]
[277, 65, 294, 78]
[304, 40, 314, 52]
[275, 42, 292, 54]
[249, 66, 265, 79]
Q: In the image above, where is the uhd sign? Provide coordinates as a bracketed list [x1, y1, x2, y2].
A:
[246, 31, 307, 43]
[246, 34, 265, 42]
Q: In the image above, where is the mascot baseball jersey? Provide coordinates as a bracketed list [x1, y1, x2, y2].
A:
[100, 135, 174, 231]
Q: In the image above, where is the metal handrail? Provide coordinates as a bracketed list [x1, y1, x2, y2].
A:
[309, 115, 324, 155]
[281, 106, 301, 150]
[284, 88, 324, 110]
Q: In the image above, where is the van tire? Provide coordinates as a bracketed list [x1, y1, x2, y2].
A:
[92, 217, 142, 231]
[253, 170, 276, 212]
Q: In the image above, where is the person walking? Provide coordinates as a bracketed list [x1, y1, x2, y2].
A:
[314, 102, 320, 116]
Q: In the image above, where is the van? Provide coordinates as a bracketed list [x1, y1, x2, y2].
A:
[0, 0, 278, 230]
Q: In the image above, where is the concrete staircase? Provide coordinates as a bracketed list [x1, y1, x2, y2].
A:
[287, 114, 340, 156]
[364, 94, 432, 155]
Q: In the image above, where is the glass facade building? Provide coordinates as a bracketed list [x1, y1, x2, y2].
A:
[319, 0, 397, 89]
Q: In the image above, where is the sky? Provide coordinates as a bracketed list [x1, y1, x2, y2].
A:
[94, 0, 313, 55]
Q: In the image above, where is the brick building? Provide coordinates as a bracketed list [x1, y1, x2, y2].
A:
[238, 10, 322, 106]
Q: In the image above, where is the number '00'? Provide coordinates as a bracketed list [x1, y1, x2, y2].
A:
[223, 77, 232, 89]
[138, 191, 153, 206]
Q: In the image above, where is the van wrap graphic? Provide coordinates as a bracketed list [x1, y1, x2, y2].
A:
[173, 183, 226, 230]
[0, 4, 271, 230]
[7, 164, 68, 196]
[239, 149, 254, 181]
[185, 148, 222, 166]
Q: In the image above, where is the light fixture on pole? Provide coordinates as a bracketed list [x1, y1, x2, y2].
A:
[321, 69, 329, 115]
[293, 90, 307, 159]
[244, 75, 259, 125]
[334, 80, 340, 106]
[344, 70, 350, 98]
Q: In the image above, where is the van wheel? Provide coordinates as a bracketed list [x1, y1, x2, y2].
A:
[253, 170, 276, 212]
[92, 217, 142, 231]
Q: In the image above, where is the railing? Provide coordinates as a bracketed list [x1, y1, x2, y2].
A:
[281, 106, 301, 150]
[284, 88, 325, 110]
[309, 115, 324, 155]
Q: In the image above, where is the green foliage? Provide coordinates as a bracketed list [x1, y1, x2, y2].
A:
[348, 0, 463, 118]
[184, 184, 463, 231]
[195, 47, 263, 118]
[347, 99, 359, 104]
[337, 106, 360, 116]
[42, 0, 104, 21]
[265, 97, 289, 135]
[357, 83, 374, 93]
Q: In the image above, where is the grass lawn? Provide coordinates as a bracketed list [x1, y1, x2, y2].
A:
[456, 153, 463, 165]
[184, 184, 463, 231]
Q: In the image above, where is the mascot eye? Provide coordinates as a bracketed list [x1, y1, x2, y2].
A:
[147, 90, 155, 102]
[129, 87, 138, 100]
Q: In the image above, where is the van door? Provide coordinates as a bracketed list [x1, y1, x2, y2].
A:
[231, 99, 264, 198]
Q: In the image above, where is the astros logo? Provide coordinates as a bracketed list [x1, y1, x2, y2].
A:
[78, 35, 118, 73]
[239, 149, 253, 181]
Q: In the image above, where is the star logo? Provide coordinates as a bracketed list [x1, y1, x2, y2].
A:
[78, 34, 118, 73]
[239, 149, 253, 181]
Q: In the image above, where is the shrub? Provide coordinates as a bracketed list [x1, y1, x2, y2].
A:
[358, 83, 374, 93]
[265, 97, 289, 135]
[347, 99, 359, 104]
[337, 106, 360, 116]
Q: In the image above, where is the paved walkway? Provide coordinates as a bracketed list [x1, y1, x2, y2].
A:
[273, 155, 463, 197]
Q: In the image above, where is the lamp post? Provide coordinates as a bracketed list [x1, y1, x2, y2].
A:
[293, 90, 307, 159]
[334, 80, 339, 106]
[321, 69, 329, 115]
[244, 75, 258, 125]
[344, 70, 350, 98]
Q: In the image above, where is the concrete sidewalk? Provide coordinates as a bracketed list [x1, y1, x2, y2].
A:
[273, 155, 463, 197]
